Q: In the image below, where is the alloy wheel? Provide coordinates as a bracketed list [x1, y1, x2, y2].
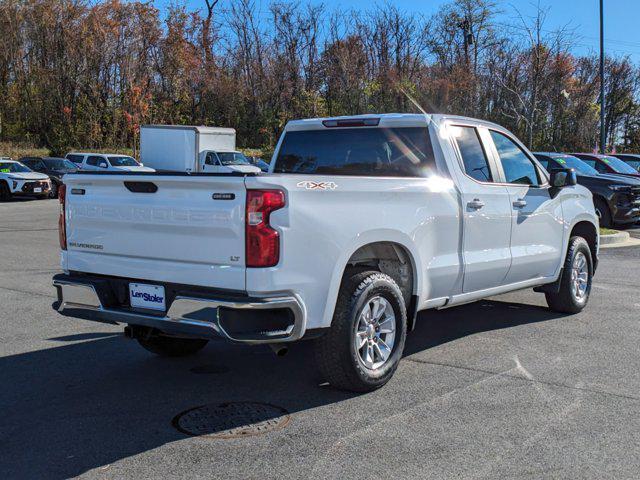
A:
[571, 251, 589, 301]
[353, 296, 396, 370]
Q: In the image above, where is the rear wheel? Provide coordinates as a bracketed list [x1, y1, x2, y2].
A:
[136, 328, 209, 357]
[593, 197, 612, 228]
[313, 270, 407, 392]
[545, 236, 593, 314]
[0, 181, 11, 201]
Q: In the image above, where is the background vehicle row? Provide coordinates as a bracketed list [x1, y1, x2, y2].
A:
[535, 152, 640, 227]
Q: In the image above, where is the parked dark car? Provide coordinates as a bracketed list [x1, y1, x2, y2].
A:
[611, 153, 640, 172]
[20, 156, 77, 198]
[572, 153, 640, 179]
[535, 152, 640, 227]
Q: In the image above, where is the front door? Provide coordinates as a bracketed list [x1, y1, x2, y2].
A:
[449, 125, 513, 293]
[487, 130, 564, 283]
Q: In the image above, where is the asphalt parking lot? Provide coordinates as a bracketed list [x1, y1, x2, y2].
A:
[2, 199, 640, 479]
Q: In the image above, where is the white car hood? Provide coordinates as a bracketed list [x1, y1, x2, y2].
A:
[6, 172, 50, 181]
[226, 164, 262, 173]
[112, 166, 156, 172]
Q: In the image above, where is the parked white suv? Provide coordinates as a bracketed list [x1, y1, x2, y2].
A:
[53, 114, 598, 392]
[64, 152, 154, 172]
[0, 159, 51, 200]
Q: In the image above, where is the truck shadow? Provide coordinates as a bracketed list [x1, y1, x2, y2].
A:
[0, 299, 563, 479]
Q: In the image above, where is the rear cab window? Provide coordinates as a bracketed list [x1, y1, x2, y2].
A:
[273, 127, 436, 177]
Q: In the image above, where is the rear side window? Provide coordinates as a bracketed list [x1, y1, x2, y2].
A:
[273, 127, 436, 177]
[453, 126, 493, 182]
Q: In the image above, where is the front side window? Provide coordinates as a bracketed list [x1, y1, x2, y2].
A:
[205, 152, 219, 165]
[453, 126, 493, 182]
[490, 131, 540, 186]
[273, 127, 436, 177]
[87, 156, 105, 167]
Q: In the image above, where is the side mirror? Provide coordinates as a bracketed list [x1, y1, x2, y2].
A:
[99, 162, 108, 168]
[549, 168, 576, 196]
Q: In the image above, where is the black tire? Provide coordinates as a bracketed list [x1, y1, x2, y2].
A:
[48, 182, 58, 199]
[593, 197, 612, 228]
[136, 329, 209, 357]
[545, 236, 593, 314]
[313, 270, 407, 392]
[0, 181, 11, 201]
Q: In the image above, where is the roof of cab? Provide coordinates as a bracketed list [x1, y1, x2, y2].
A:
[284, 112, 507, 132]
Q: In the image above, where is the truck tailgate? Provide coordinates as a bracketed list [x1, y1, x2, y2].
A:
[63, 174, 247, 291]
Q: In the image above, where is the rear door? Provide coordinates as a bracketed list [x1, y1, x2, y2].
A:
[487, 130, 564, 284]
[449, 124, 512, 293]
[64, 174, 247, 290]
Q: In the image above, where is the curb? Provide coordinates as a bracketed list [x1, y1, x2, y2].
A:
[600, 231, 640, 249]
[600, 231, 629, 245]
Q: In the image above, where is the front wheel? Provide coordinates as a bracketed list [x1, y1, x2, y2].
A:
[313, 270, 407, 392]
[0, 181, 11, 201]
[593, 197, 612, 228]
[545, 236, 593, 314]
[48, 182, 58, 199]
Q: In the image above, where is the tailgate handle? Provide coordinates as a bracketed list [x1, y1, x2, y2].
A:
[124, 181, 158, 193]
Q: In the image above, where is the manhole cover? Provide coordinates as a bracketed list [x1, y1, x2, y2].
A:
[190, 364, 230, 375]
[172, 402, 290, 438]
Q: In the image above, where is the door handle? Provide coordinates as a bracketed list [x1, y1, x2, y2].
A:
[467, 199, 485, 209]
[513, 199, 527, 208]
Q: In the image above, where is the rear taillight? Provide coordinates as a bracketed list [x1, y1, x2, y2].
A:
[58, 183, 67, 250]
[246, 190, 285, 267]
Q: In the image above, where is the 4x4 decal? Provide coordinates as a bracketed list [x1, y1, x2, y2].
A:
[296, 181, 338, 190]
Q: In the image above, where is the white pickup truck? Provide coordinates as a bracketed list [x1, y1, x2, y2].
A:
[53, 114, 598, 392]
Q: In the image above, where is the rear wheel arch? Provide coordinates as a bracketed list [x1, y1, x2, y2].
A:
[340, 241, 419, 330]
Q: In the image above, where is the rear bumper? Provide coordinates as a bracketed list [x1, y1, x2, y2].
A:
[52, 274, 306, 344]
